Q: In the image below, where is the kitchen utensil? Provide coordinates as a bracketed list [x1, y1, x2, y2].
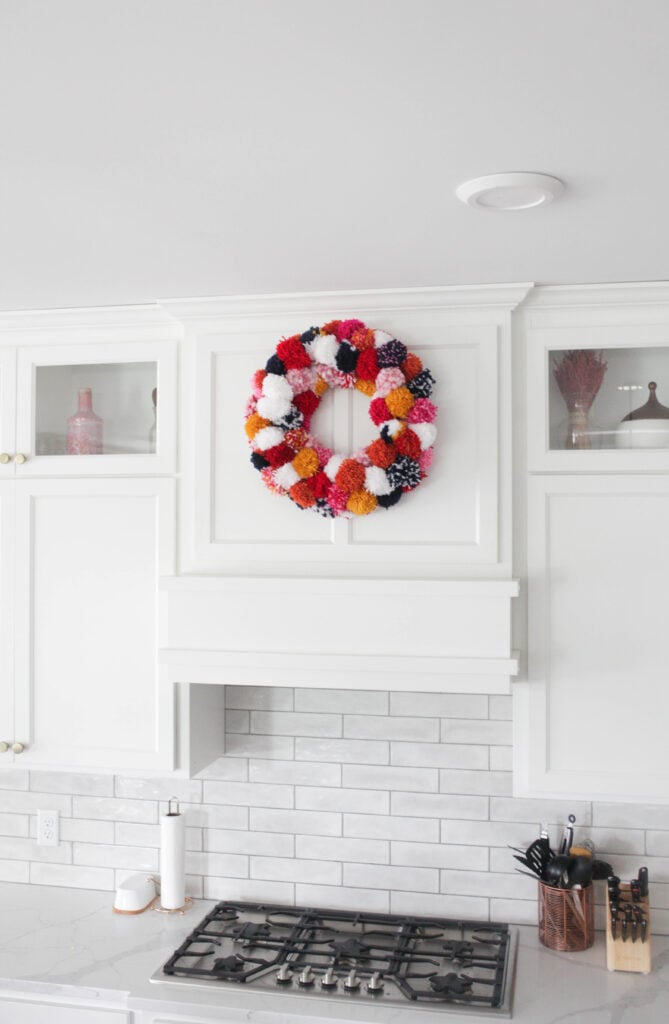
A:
[638, 867, 649, 897]
[558, 814, 576, 855]
[567, 855, 593, 888]
[592, 859, 613, 880]
[543, 854, 572, 888]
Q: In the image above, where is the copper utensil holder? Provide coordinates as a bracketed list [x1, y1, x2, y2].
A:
[538, 881, 594, 951]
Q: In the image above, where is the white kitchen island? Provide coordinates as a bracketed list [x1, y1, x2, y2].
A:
[0, 884, 666, 1023]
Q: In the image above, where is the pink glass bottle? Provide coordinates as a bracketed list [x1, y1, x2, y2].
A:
[66, 388, 103, 455]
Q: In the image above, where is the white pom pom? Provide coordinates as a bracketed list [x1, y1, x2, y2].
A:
[311, 333, 339, 367]
[262, 373, 294, 402]
[273, 463, 299, 490]
[253, 426, 284, 451]
[374, 330, 394, 348]
[324, 454, 344, 482]
[412, 422, 437, 450]
[256, 395, 292, 422]
[365, 466, 392, 496]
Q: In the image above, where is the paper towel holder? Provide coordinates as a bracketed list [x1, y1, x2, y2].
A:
[155, 796, 193, 915]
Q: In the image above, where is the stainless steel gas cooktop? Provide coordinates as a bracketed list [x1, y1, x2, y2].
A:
[151, 901, 517, 1017]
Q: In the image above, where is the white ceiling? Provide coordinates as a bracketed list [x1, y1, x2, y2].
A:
[2, 0, 669, 311]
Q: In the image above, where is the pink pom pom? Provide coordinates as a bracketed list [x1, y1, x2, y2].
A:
[336, 319, 365, 341]
[244, 396, 257, 418]
[286, 367, 317, 394]
[419, 448, 434, 474]
[375, 367, 406, 397]
[319, 365, 355, 389]
[352, 447, 372, 467]
[408, 398, 438, 424]
[327, 486, 349, 514]
[312, 441, 333, 465]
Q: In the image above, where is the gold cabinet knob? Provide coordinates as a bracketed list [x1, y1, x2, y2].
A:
[11, 742, 24, 754]
[0, 453, 10, 464]
[14, 453, 27, 465]
[0, 741, 9, 753]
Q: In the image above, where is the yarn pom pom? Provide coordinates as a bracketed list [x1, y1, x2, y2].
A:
[335, 342, 359, 374]
[290, 480, 316, 508]
[347, 490, 378, 515]
[356, 348, 380, 381]
[407, 398, 438, 424]
[367, 438, 396, 468]
[350, 326, 375, 350]
[377, 487, 403, 508]
[355, 378, 376, 397]
[369, 396, 392, 425]
[293, 390, 320, 422]
[320, 320, 340, 336]
[311, 333, 339, 367]
[311, 471, 331, 499]
[411, 422, 437, 451]
[385, 386, 415, 418]
[375, 367, 406, 397]
[300, 326, 320, 345]
[260, 467, 282, 494]
[401, 353, 423, 380]
[407, 368, 435, 399]
[364, 465, 393, 496]
[286, 366, 318, 394]
[284, 427, 309, 451]
[276, 336, 311, 370]
[380, 418, 404, 443]
[276, 407, 304, 431]
[262, 373, 294, 403]
[386, 455, 422, 490]
[252, 369, 267, 396]
[250, 451, 269, 471]
[292, 447, 320, 478]
[324, 454, 344, 482]
[335, 458, 366, 494]
[395, 428, 422, 460]
[336, 319, 365, 340]
[265, 354, 286, 376]
[253, 426, 285, 451]
[377, 339, 408, 368]
[326, 486, 349, 515]
[273, 462, 300, 490]
[244, 412, 270, 440]
[256, 394, 293, 423]
[263, 442, 295, 469]
[319, 365, 355, 389]
[419, 447, 434, 474]
[313, 441, 333, 466]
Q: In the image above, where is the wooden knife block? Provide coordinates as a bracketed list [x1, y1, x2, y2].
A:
[605, 882, 651, 973]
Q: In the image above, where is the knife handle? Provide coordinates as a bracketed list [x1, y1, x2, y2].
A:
[638, 866, 649, 898]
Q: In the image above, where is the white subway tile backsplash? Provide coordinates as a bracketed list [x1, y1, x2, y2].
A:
[295, 689, 388, 715]
[250, 759, 341, 787]
[203, 781, 294, 809]
[296, 738, 389, 764]
[3, 684, 669, 936]
[251, 711, 342, 737]
[342, 765, 438, 793]
[344, 814, 439, 844]
[343, 715, 439, 742]
[296, 836, 389, 865]
[390, 693, 487, 719]
[296, 787, 389, 815]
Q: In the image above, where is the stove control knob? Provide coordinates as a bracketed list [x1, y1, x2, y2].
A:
[367, 971, 384, 994]
[321, 967, 337, 989]
[344, 969, 360, 991]
[276, 964, 293, 985]
[298, 966, 315, 987]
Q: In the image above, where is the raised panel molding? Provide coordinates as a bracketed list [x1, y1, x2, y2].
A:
[165, 284, 531, 577]
[160, 576, 519, 695]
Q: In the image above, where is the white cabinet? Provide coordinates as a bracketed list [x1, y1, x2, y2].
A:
[515, 284, 669, 804]
[0, 307, 180, 772]
[0, 997, 129, 1022]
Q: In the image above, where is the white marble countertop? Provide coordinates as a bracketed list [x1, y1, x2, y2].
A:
[0, 883, 668, 1023]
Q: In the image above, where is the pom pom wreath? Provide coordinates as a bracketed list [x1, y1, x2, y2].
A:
[292, 447, 320, 478]
[407, 368, 435, 399]
[246, 319, 437, 518]
[385, 386, 415, 418]
[253, 425, 285, 451]
[407, 398, 438, 424]
[347, 489, 378, 515]
[245, 412, 270, 440]
[375, 367, 406, 397]
[369, 396, 392, 425]
[377, 339, 408, 368]
[364, 465, 393, 496]
[276, 336, 311, 370]
[387, 455, 422, 490]
[335, 458, 366, 494]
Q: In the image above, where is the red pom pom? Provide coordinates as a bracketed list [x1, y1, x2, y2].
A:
[367, 438, 396, 468]
[336, 319, 365, 340]
[310, 470, 331, 499]
[253, 369, 267, 391]
[395, 428, 422, 460]
[276, 336, 311, 370]
[356, 348, 380, 381]
[290, 480, 316, 508]
[369, 396, 391, 425]
[401, 353, 423, 380]
[263, 443, 294, 469]
[293, 390, 320, 420]
[335, 458, 366, 494]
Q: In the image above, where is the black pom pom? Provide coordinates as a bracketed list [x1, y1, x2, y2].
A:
[407, 369, 435, 399]
[277, 408, 304, 430]
[314, 498, 337, 518]
[265, 354, 286, 375]
[377, 339, 408, 368]
[335, 342, 359, 374]
[377, 487, 403, 508]
[386, 455, 422, 490]
[380, 423, 396, 444]
[250, 451, 270, 471]
[300, 327, 319, 345]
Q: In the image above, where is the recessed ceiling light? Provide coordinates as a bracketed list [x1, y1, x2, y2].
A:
[456, 172, 565, 211]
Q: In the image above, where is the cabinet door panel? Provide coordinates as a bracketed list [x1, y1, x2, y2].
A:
[515, 475, 669, 802]
[13, 478, 175, 770]
[0, 999, 128, 1022]
[0, 348, 17, 476]
[0, 484, 14, 754]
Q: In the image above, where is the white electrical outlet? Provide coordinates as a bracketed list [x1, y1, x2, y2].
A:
[37, 809, 59, 846]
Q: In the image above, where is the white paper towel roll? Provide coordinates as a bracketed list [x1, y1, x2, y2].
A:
[160, 797, 185, 910]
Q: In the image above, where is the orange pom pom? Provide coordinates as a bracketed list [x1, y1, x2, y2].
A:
[347, 490, 378, 515]
[385, 386, 415, 418]
[292, 447, 320, 478]
[321, 320, 340, 335]
[355, 378, 376, 397]
[335, 458, 366, 494]
[367, 438, 396, 468]
[290, 480, 316, 508]
[395, 428, 422, 460]
[350, 327, 375, 350]
[314, 376, 329, 397]
[245, 413, 271, 440]
[401, 353, 423, 380]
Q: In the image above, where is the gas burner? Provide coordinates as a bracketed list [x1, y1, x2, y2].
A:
[226, 922, 271, 944]
[213, 955, 247, 976]
[329, 937, 371, 958]
[443, 941, 475, 962]
[429, 973, 474, 996]
[214, 908, 239, 922]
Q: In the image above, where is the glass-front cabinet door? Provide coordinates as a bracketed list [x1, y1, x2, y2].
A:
[14, 341, 176, 475]
[0, 349, 17, 476]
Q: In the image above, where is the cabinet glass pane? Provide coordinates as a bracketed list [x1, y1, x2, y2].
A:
[35, 363, 157, 456]
[548, 346, 669, 450]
